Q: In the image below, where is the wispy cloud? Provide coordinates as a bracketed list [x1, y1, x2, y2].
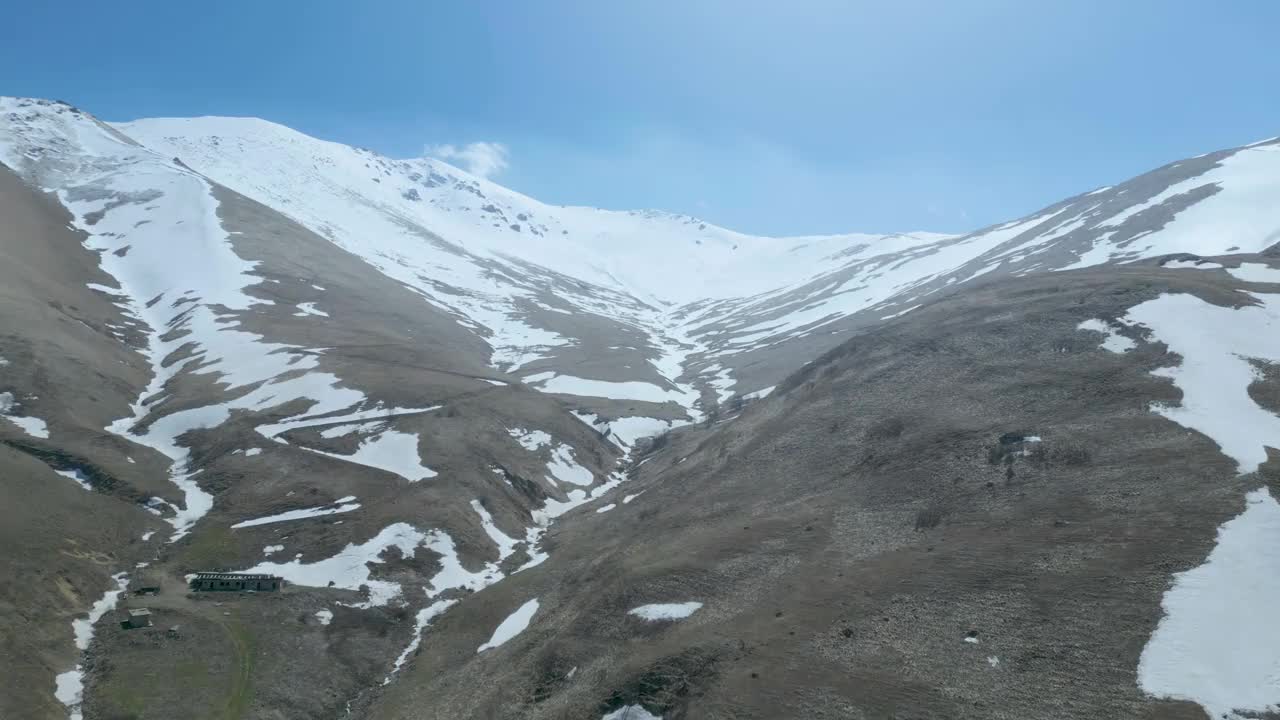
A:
[423, 141, 509, 178]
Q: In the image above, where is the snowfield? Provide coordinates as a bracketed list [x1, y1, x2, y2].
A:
[1121, 290, 1280, 474]
[1138, 488, 1280, 719]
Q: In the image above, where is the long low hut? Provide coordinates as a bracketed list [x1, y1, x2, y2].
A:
[189, 572, 283, 592]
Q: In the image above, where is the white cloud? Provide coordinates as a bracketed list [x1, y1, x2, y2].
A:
[424, 141, 509, 179]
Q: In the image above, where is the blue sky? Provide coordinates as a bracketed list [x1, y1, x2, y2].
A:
[4, 1, 1278, 236]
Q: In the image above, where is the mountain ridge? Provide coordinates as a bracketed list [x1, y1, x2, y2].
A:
[2, 95, 1279, 720]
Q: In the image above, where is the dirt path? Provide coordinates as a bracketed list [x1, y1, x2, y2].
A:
[218, 615, 254, 720]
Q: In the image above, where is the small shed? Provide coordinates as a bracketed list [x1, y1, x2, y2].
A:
[189, 572, 282, 592]
[122, 608, 152, 629]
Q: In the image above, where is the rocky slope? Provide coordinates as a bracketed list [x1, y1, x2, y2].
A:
[0, 96, 1278, 719]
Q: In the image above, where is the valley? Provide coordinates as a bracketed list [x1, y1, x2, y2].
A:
[1, 96, 1279, 719]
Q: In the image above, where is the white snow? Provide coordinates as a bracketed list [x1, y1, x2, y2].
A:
[54, 468, 93, 491]
[308, 427, 438, 482]
[703, 364, 737, 405]
[743, 385, 775, 401]
[1076, 319, 1136, 353]
[508, 428, 552, 451]
[477, 598, 540, 652]
[0, 101, 461, 542]
[55, 572, 129, 720]
[592, 415, 679, 451]
[1120, 292, 1280, 474]
[140, 531, 155, 541]
[5, 414, 49, 438]
[1138, 488, 1280, 719]
[242, 523, 431, 606]
[1162, 259, 1224, 270]
[1, 392, 50, 439]
[964, 636, 981, 644]
[1120, 146, 1280, 253]
[987, 656, 1000, 668]
[0, 355, 8, 366]
[596, 503, 617, 514]
[244, 447, 262, 457]
[385, 599, 457, 682]
[546, 444, 594, 486]
[524, 372, 695, 405]
[4, 103, 1267, 477]
[880, 303, 921, 320]
[314, 609, 333, 625]
[622, 492, 642, 504]
[294, 301, 329, 317]
[602, 707, 662, 720]
[628, 602, 703, 621]
[1228, 263, 1280, 284]
[231, 496, 360, 528]
[470, 499, 519, 560]
[262, 544, 284, 556]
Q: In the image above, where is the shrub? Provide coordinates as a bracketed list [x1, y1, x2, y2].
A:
[914, 505, 946, 530]
[867, 417, 906, 440]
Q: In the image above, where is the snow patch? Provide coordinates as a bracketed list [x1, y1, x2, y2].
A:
[1162, 259, 1223, 270]
[241, 523, 430, 607]
[471, 499, 518, 561]
[1228, 263, 1280, 284]
[547, 444, 594, 486]
[524, 372, 695, 406]
[628, 602, 702, 621]
[1121, 292, 1280, 473]
[54, 468, 93, 491]
[294, 301, 329, 317]
[508, 428, 552, 451]
[385, 599, 457, 682]
[1, 393, 50, 439]
[477, 598, 540, 652]
[602, 707, 662, 720]
[55, 572, 129, 720]
[1138, 488, 1280, 719]
[1077, 319, 1136, 353]
[231, 496, 360, 528]
[307, 427, 437, 482]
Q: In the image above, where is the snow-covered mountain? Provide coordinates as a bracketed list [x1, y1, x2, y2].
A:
[2, 95, 1279, 720]
[100, 107, 1280, 412]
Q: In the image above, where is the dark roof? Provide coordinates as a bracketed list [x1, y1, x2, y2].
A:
[192, 572, 279, 581]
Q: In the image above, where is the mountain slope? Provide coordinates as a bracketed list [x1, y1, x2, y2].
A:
[115, 115, 1280, 406]
[369, 257, 1280, 720]
[1, 95, 1278, 720]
